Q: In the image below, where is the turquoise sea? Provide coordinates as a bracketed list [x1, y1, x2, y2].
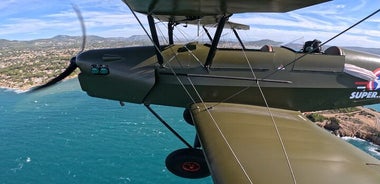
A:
[1, 78, 379, 184]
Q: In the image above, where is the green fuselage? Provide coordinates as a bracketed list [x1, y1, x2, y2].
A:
[76, 43, 380, 112]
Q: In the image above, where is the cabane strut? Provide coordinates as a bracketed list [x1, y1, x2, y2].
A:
[147, 15, 164, 65]
[168, 20, 175, 45]
[204, 15, 230, 69]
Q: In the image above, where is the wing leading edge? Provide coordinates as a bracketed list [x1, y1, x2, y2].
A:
[190, 103, 380, 184]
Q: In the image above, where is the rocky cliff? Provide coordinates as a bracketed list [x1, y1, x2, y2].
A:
[305, 107, 380, 146]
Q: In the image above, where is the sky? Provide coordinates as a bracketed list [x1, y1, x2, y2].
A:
[1, 0, 380, 47]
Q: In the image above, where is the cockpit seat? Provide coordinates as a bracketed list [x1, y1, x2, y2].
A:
[324, 46, 344, 55]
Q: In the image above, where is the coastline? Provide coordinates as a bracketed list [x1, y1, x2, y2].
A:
[0, 76, 78, 93]
[342, 136, 380, 153]
[305, 106, 380, 147]
[0, 86, 29, 94]
[0, 84, 36, 93]
[2, 81, 380, 148]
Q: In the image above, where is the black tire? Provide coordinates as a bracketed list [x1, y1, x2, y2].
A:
[165, 148, 210, 179]
[183, 109, 194, 125]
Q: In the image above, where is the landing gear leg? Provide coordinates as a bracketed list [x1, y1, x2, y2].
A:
[183, 108, 194, 125]
[151, 108, 209, 178]
[184, 109, 201, 148]
[193, 134, 201, 148]
[165, 148, 210, 179]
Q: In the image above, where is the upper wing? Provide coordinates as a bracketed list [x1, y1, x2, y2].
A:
[122, 0, 330, 30]
[123, 0, 331, 15]
[190, 103, 380, 184]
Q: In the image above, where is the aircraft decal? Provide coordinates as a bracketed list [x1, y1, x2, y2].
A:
[366, 68, 380, 90]
[350, 68, 380, 99]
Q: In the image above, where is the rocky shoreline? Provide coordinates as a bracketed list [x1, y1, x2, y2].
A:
[305, 107, 380, 147]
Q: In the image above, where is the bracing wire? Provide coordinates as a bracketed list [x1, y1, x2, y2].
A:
[166, 61, 198, 105]
[235, 34, 298, 184]
[227, 9, 380, 183]
[123, 2, 200, 105]
[154, 14, 255, 182]
[155, 22, 170, 45]
[186, 78, 254, 184]
[124, 2, 162, 58]
[123, 3, 203, 148]
[159, 19, 293, 183]
[155, 20, 210, 68]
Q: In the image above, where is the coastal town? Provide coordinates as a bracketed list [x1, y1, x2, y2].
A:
[1, 35, 380, 148]
[0, 46, 77, 90]
[0, 35, 139, 90]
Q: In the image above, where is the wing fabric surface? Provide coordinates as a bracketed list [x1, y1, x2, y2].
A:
[123, 0, 331, 15]
[190, 103, 380, 184]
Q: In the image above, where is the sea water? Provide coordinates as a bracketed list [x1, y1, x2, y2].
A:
[0, 79, 211, 184]
[0, 79, 379, 184]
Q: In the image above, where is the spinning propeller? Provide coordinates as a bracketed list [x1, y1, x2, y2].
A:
[31, 5, 86, 92]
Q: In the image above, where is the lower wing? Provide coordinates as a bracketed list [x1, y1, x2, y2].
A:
[190, 103, 380, 184]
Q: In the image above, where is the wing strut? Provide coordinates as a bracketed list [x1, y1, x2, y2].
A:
[147, 15, 164, 65]
[145, 104, 193, 148]
[168, 20, 175, 45]
[204, 15, 230, 69]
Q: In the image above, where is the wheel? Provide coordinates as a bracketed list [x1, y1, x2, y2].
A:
[183, 109, 194, 125]
[165, 148, 210, 179]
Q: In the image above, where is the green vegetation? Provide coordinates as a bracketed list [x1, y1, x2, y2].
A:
[332, 107, 360, 113]
[306, 113, 327, 122]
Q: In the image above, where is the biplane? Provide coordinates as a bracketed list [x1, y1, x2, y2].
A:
[33, 0, 380, 183]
